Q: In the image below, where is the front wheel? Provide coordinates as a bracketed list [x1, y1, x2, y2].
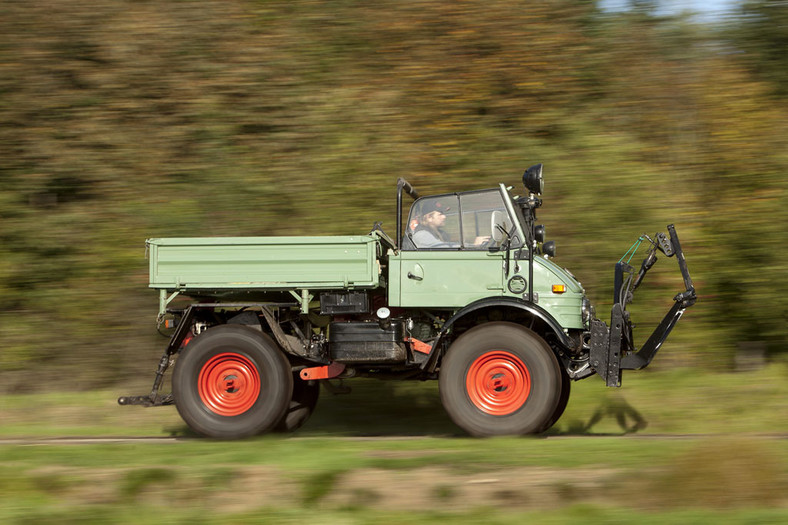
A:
[439, 322, 561, 437]
[537, 365, 571, 433]
[172, 325, 293, 439]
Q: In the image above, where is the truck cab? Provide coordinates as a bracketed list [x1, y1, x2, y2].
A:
[390, 183, 585, 333]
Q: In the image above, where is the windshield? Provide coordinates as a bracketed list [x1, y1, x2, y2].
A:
[403, 189, 523, 251]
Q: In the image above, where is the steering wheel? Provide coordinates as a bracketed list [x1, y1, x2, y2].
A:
[479, 237, 496, 249]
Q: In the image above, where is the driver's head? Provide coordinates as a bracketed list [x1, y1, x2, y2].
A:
[420, 200, 448, 228]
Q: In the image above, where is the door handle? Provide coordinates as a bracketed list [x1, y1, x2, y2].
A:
[407, 272, 423, 281]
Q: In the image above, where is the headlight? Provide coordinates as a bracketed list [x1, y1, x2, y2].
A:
[542, 240, 556, 258]
[582, 297, 593, 325]
[534, 224, 545, 243]
[522, 163, 544, 195]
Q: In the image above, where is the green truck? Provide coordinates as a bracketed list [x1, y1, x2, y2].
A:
[119, 164, 696, 438]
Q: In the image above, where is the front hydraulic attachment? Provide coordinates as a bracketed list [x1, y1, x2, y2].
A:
[590, 224, 696, 387]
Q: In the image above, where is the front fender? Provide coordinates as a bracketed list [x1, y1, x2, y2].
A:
[421, 296, 574, 372]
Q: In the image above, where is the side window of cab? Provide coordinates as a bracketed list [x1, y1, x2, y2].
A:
[403, 190, 520, 250]
[403, 195, 460, 250]
[459, 190, 522, 250]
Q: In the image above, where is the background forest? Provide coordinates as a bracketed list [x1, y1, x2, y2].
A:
[0, 0, 786, 392]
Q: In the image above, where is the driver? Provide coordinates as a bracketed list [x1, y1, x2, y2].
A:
[411, 201, 490, 248]
[412, 200, 451, 248]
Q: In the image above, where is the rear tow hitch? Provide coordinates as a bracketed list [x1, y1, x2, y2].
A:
[117, 394, 174, 407]
[118, 351, 175, 407]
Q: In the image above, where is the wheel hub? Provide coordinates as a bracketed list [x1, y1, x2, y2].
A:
[198, 353, 261, 416]
[490, 372, 509, 392]
[466, 351, 531, 416]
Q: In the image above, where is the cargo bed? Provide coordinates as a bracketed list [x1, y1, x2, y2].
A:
[147, 236, 380, 292]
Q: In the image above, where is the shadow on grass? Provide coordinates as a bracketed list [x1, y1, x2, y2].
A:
[293, 378, 464, 437]
[546, 393, 648, 437]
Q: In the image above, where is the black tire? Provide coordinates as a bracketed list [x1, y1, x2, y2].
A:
[172, 325, 293, 439]
[537, 365, 571, 433]
[439, 322, 562, 437]
[273, 374, 320, 433]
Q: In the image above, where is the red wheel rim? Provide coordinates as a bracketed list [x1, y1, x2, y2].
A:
[198, 353, 260, 416]
[466, 351, 531, 416]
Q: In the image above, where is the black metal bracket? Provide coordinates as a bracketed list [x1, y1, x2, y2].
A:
[589, 304, 625, 387]
[370, 221, 397, 252]
[589, 319, 618, 387]
[613, 261, 634, 304]
[621, 299, 687, 370]
[118, 306, 199, 408]
[118, 307, 197, 408]
[591, 224, 696, 386]
[117, 393, 174, 407]
[117, 352, 175, 407]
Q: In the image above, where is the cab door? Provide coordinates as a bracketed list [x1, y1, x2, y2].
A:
[391, 188, 520, 308]
[397, 250, 505, 308]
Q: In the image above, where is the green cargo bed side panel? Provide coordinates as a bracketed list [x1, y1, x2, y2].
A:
[148, 236, 380, 291]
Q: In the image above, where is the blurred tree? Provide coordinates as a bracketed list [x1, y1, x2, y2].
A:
[0, 0, 786, 389]
[729, 0, 788, 97]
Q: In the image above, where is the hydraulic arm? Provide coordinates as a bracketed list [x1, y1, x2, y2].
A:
[590, 224, 696, 387]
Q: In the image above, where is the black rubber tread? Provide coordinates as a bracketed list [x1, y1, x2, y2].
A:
[537, 365, 571, 433]
[273, 374, 320, 433]
[439, 322, 562, 437]
[172, 325, 293, 439]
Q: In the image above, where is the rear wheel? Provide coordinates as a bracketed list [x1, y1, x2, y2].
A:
[274, 373, 320, 432]
[173, 325, 293, 439]
[439, 322, 561, 436]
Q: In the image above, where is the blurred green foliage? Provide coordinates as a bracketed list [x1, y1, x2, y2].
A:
[730, 0, 788, 97]
[0, 1, 786, 390]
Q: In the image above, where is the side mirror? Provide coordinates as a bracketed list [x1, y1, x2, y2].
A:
[491, 210, 511, 243]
